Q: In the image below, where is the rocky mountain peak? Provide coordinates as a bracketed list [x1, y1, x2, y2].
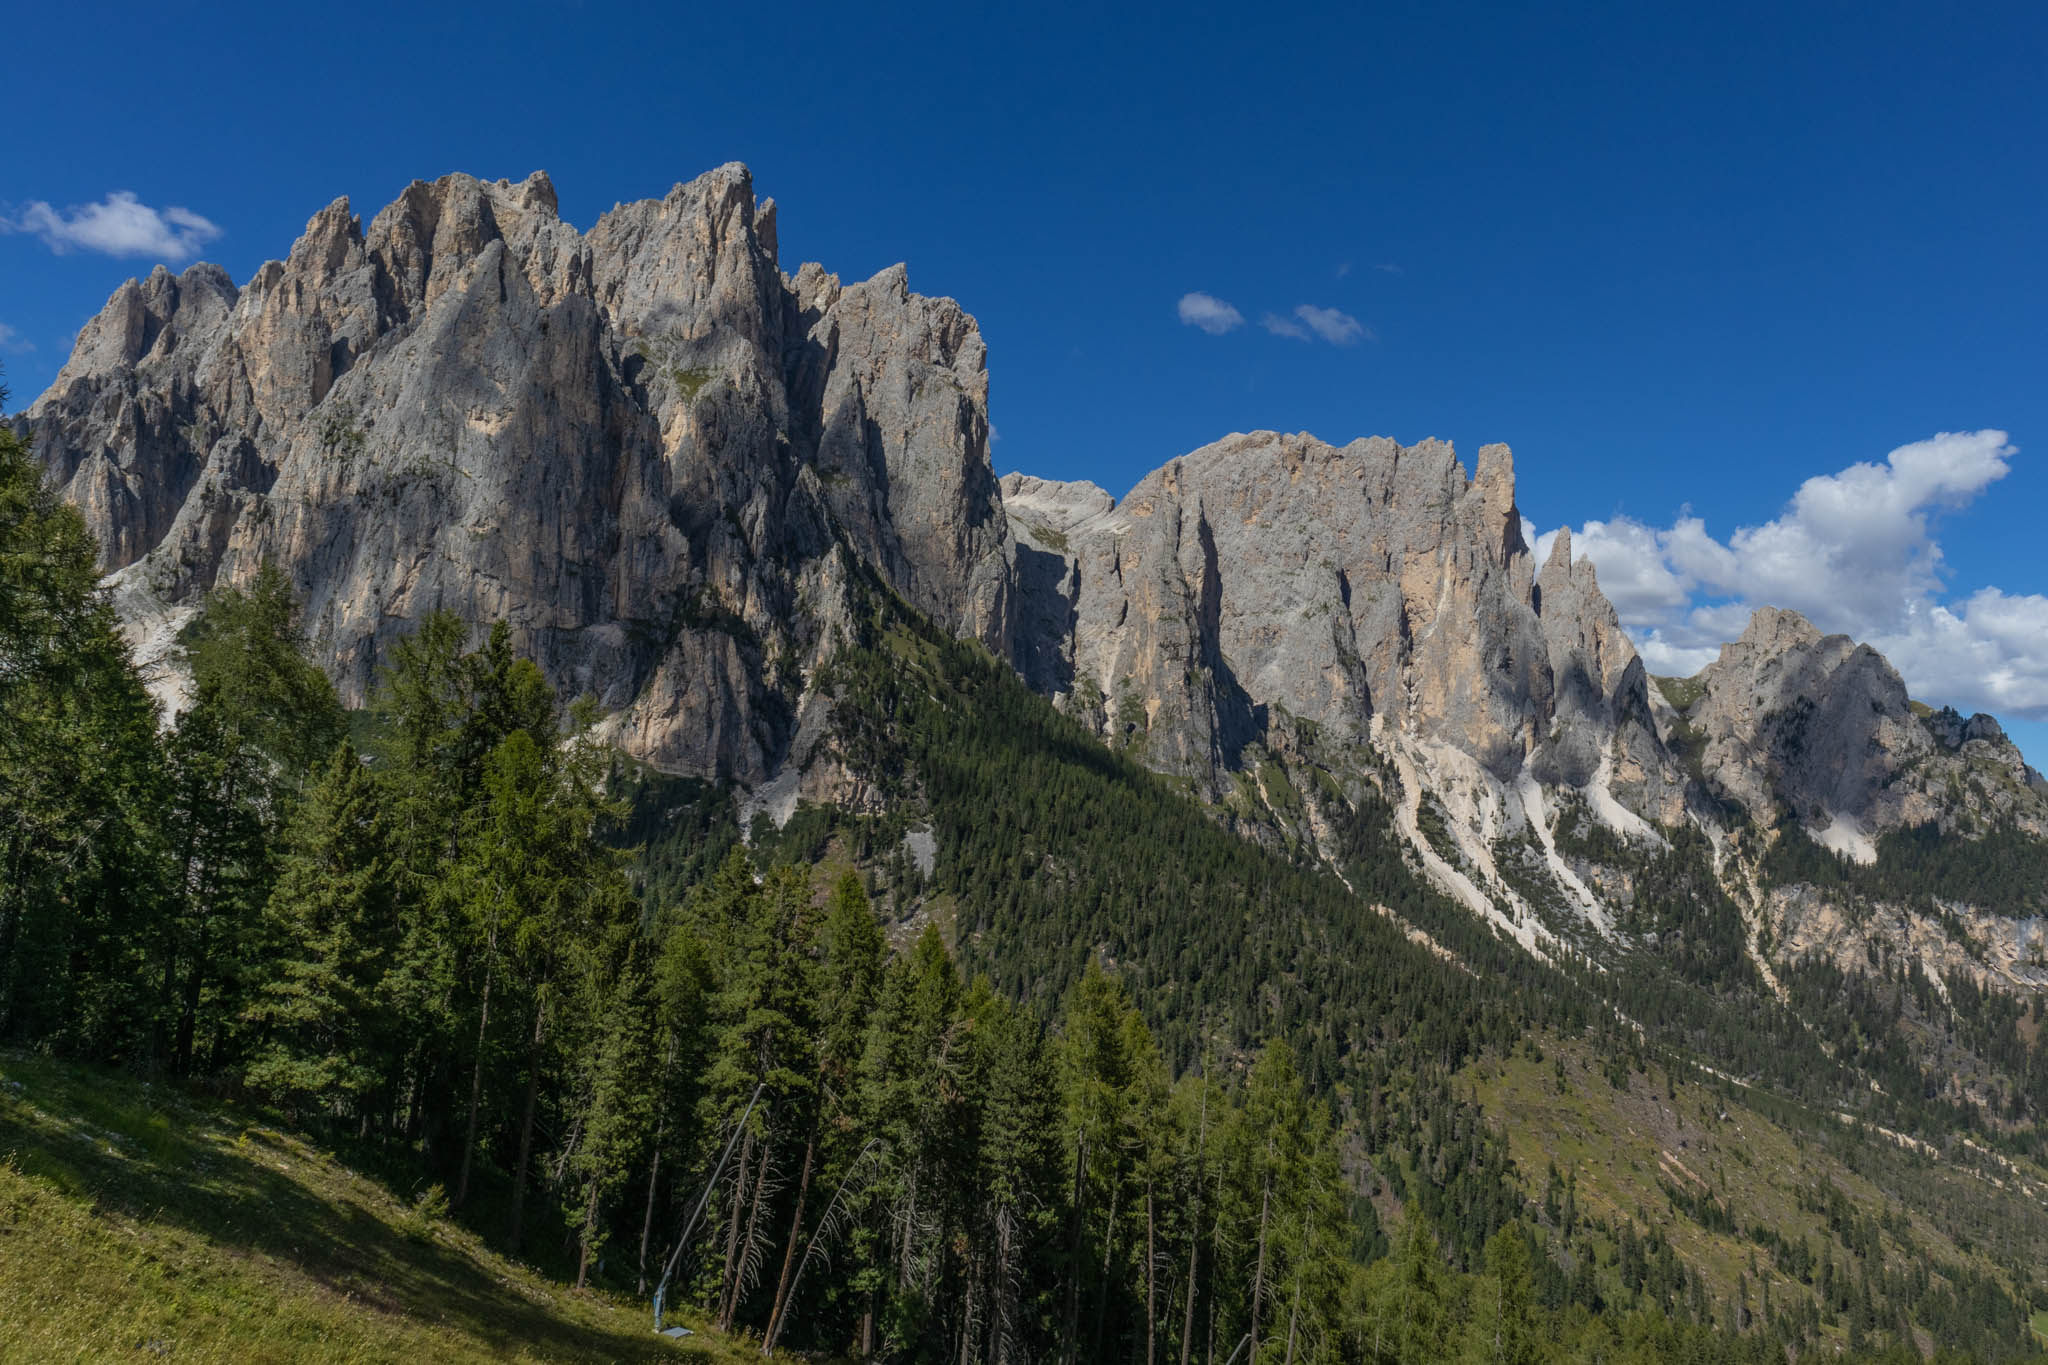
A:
[22, 164, 1011, 783]
[1473, 441, 1524, 561]
[1541, 523, 1574, 574]
[999, 429, 1683, 823]
[1664, 604, 2047, 843]
[24, 163, 2047, 993]
[1735, 604, 1826, 653]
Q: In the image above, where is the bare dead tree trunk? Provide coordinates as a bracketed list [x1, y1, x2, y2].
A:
[549, 1112, 585, 1188]
[1181, 1079, 1208, 1365]
[1092, 1177, 1119, 1360]
[722, 1134, 774, 1330]
[454, 958, 492, 1208]
[718, 1126, 757, 1326]
[763, 1118, 820, 1352]
[1146, 1180, 1158, 1365]
[637, 1115, 664, 1295]
[1283, 1207, 1308, 1365]
[1063, 1134, 1087, 1365]
[508, 996, 547, 1249]
[1207, 1161, 1225, 1364]
[910, 1159, 940, 1293]
[958, 1251, 978, 1365]
[1283, 1275, 1302, 1365]
[994, 1204, 1016, 1365]
[1249, 1147, 1273, 1352]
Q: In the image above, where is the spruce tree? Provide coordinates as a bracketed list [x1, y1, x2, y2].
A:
[159, 564, 343, 1075]
[243, 740, 396, 1121]
[0, 422, 165, 1053]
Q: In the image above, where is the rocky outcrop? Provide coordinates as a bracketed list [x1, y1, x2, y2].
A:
[1001, 433, 1686, 817]
[30, 262, 241, 568]
[22, 165, 1012, 783]
[1668, 607, 2048, 846]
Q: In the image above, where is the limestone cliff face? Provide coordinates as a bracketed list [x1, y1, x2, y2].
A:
[27, 163, 2046, 975]
[23, 166, 1011, 783]
[1001, 433, 1685, 817]
[1670, 607, 2048, 845]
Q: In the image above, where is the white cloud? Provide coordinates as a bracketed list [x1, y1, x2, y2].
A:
[0, 322, 30, 353]
[1631, 634, 1724, 679]
[1262, 304, 1369, 345]
[1550, 429, 2048, 721]
[1260, 311, 1310, 341]
[1293, 304, 1367, 345]
[5, 191, 223, 261]
[1878, 591, 2048, 718]
[1183, 295, 1371, 346]
[1573, 516, 1695, 619]
[1177, 291, 1244, 335]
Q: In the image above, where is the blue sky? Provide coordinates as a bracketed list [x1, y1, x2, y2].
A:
[5, 1, 2046, 757]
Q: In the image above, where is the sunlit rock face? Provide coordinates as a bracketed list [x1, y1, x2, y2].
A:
[24, 165, 1012, 783]
[27, 165, 2041, 902]
[1002, 433, 1682, 819]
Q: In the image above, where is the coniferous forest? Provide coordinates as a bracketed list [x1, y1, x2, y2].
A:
[5, 411, 2047, 1363]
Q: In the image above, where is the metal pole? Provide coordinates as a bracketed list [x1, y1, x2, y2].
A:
[652, 1080, 765, 1332]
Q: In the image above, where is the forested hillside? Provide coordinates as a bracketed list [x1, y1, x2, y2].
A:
[5, 412, 2047, 1362]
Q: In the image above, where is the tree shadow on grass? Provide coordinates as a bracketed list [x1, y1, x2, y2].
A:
[0, 1056, 724, 1363]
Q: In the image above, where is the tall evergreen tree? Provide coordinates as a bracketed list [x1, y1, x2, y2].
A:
[962, 980, 1063, 1365]
[1462, 1223, 1544, 1365]
[0, 422, 164, 1054]
[242, 739, 396, 1121]
[764, 873, 885, 1352]
[855, 924, 964, 1353]
[565, 926, 661, 1289]
[158, 564, 342, 1074]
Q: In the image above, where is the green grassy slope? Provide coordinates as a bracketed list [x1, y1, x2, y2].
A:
[0, 1052, 757, 1364]
[1461, 1034, 2048, 1353]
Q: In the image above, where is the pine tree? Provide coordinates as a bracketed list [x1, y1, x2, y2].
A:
[0, 421, 165, 1054]
[692, 856, 823, 1329]
[1463, 1223, 1543, 1365]
[242, 740, 396, 1121]
[445, 712, 627, 1244]
[179, 563, 344, 786]
[868, 924, 965, 1345]
[566, 923, 660, 1288]
[1357, 1216, 1450, 1365]
[764, 873, 884, 1352]
[369, 611, 559, 1176]
[159, 564, 343, 1075]
[637, 904, 713, 1294]
[964, 981, 1062, 1365]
